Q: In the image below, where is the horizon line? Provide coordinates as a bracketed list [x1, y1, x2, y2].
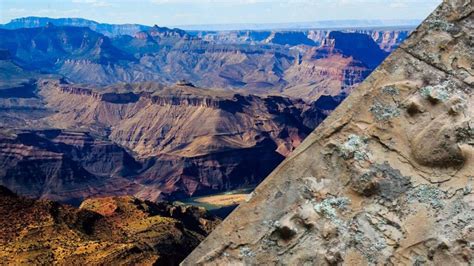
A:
[2, 16, 424, 28]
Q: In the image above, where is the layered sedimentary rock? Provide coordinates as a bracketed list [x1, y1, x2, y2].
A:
[0, 79, 339, 202]
[39, 80, 317, 158]
[183, 1, 474, 265]
[0, 186, 219, 265]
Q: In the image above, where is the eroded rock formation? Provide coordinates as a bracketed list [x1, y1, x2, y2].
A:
[182, 1, 474, 265]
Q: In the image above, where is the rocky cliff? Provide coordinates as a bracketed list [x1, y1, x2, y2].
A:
[183, 1, 474, 264]
[0, 78, 338, 202]
[307, 29, 411, 52]
[0, 186, 219, 265]
[39, 80, 316, 158]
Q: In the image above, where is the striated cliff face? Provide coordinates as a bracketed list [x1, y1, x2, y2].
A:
[0, 186, 219, 265]
[327, 31, 389, 69]
[183, 1, 474, 265]
[39, 80, 316, 158]
[0, 78, 339, 202]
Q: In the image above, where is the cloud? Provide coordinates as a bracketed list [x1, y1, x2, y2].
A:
[390, 2, 408, 8]
[7, 8, 27, 13]
[72, 0, 112, 7]
[150, 0, 271, 4]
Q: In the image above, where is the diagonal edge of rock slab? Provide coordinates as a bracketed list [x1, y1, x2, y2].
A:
[182, 1, 474, 265]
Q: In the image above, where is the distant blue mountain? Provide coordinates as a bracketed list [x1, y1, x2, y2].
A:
[1, 17, 421, 34]
[0, 24, 134, 69]
[175, 19, 422, 31]
[0, 17, 150, 37]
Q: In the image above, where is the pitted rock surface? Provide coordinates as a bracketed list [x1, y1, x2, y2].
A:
[182, 1, 474, 265]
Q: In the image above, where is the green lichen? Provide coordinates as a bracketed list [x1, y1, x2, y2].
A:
[370, 102, 400, 121]
[382, 85, 399, 96]
[407, 185, 445, 209]
[463, 184, 472, 195]
[419, 81, 454, 102]
[351, 230, 386, 264]
[456, 125, 474, 143]
[339, 134, 369, 160]
[413, 256, 428, 266]
[427, 19, 460, 34]
[313, 197, 350, 220]
[240, 247, 255, 257]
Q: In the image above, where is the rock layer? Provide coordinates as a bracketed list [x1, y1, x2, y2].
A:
[182, 1, 474, 265]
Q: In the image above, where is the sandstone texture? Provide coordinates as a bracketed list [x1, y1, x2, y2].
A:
[183, 1, 474, 265]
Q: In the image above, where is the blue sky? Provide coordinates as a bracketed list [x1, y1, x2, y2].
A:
[0, 0, 442, 27]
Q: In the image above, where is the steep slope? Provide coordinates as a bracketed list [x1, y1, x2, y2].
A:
[0, 50, 37, 90]
[183, 1, 474, 264]
[0, 186, 219, 265]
